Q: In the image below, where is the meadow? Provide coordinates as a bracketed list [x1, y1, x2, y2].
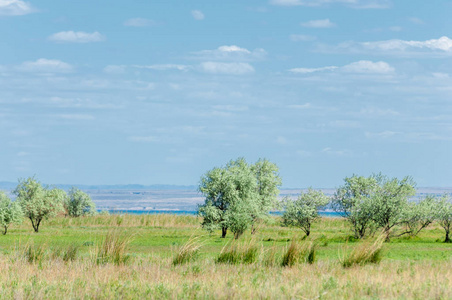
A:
[1, 214, 452, 299]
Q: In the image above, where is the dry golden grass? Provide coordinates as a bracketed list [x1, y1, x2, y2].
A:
[1, 255, 452, 299]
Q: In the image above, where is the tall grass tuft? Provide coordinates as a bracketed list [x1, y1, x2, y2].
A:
[340, 234, 385, 268]
[216, 239, 259, 265]
[282, 239, 317, 267]
[93, 230, 132, 265]
[23, 242, 47, 264]
[172, 236, 203, 265]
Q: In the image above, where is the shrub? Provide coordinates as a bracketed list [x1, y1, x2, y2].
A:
[281, 239, 317, 267]
[173, 236, 203, 265]
[23, 242, 47, 264]
[340, 234, 385, 268]
[93, 230, 132, 265]
[216, 240, 259, 264]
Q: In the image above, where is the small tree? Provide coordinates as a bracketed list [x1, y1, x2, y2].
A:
[369, 175, 416, 241]
[332, 175, 378, 239]
[250, 159, 282, 233]
[401, 195, 439, 237]
[65, 187, 96, 217]
[437, 195, 452, 243]
[282, 188, 330, 237]
[0, 192, 23, 235]
[198, 158, 258, 238]
[14, 177, 65, 232]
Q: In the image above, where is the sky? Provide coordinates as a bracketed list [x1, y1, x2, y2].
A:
[0, 0, 451, 188]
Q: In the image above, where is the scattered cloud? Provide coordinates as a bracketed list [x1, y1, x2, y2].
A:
[301, 19, 335, 28]
[123, 18, 156, 27]
[192, 45, 267, 61]
[359, 107, 399, 117]
[17, 58, 73, 73]
[191, 10, 204, 20]
[362, 36, 452, 52]
[341, 60, 394, 73]
[134, 64, 190, 71]
[328, 36, 452, 55]
[290, 34, 316, 42]
[389, 26, 402, 32]
[290, 66, 338, 73]
[199, 62, 255, 75]
[365, 130, 399, 139]
[270, 0, 391, 9]
[48, 31, 106, 43]
[290, 60, 394, 74]
[0, 0, 35, 16]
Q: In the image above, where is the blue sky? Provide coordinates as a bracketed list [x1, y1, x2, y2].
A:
[1, 0, 451, 188]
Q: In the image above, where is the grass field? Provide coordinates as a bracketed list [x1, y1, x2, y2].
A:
[1, 214, 452, 299]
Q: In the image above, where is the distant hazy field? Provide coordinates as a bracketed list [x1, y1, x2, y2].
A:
[86, 188, 452, 212]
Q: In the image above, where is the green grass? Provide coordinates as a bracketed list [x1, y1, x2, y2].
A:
[1, 214, 452, 299]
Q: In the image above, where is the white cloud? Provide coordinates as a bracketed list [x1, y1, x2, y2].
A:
[199, 62, 255, 75]
[191, 10, 204, 20]
[362, 36, 452, 52]
[290, 34, 316, 42]
[289, 66, 338, 73]
[290, 60, 394, 74]
[365, 131, 399, 139]
[270, 0, 390, 9]
[341, 60, 394, 73]
[17, 58, 73, 73]
[0, 0, 34, 16]
[193, 45, 266, 61]
[48, 31, 106, 43]
[123, 18, 156, 27]
[301, 19, 335, 28]
[134, 64, 190, 71]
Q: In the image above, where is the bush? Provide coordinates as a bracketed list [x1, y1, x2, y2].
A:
[216, 240, 259, 264]
[173, 236, 203, 265]
[23, 242, 47, 264]
[281, 239, 317, 267]
[340, 234, 385, 268]
[93, 230, 132, 265]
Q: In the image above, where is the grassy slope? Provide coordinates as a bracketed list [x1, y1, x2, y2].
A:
[0, 214, 452, 299]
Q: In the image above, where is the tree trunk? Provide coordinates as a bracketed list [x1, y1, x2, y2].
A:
[445, 230, 451, 243]
[221, 227, 227, 238]
[2, 226, 7, 235]
[251, 224, 257, 235]
[31, 218, 41, 233]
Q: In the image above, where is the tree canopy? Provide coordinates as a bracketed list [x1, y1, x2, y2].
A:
[198, 158, 281, 238]
[14, 177, 65, 232]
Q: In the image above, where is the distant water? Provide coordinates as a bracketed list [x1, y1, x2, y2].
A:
[103, 209, 343, 218]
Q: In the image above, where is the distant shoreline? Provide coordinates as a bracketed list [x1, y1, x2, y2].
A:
[101, 209, 344, 218]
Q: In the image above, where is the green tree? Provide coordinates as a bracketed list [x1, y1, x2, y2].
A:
[369, 174, 416, 240]
[437, 195, 452, 243]
[282, 188, 329, 236]
[65, 187, 96, 217]
[250, 159, 282, 233]
[198, 158, 280, 239]
[14, 177, 65, 232]
[0, 192, 23, 235]
[401, 195, 439, 237]
[332, 175, 378, 239]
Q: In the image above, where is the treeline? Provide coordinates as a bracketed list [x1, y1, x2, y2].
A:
[0, 177, 96, 234]
[197, 158, 452, 242]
